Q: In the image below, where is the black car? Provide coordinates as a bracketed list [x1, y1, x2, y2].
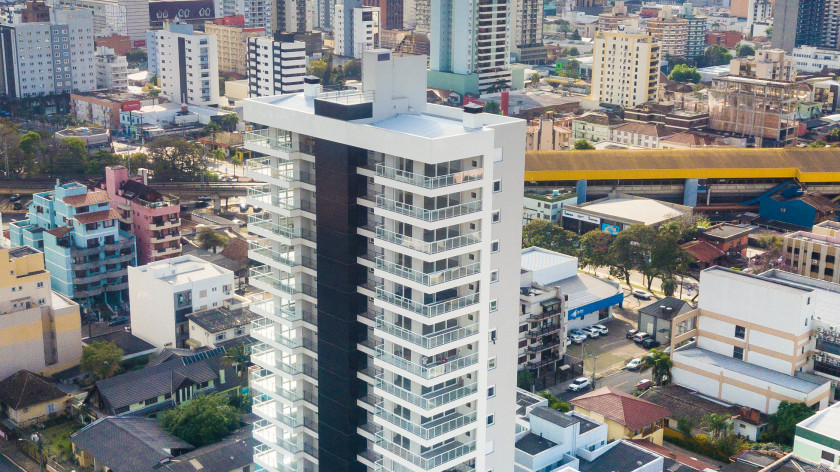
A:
[9, 194, 22, 202]
[108, 316, 129, 327]
[642, 338, 661, 349]
[13, 201, 23, 210]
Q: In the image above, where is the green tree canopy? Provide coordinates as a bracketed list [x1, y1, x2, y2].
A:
[222, 344, 250, 376]
[81, 341, 124, 379]
[570, 29, 582, 40]
[668, 64, 701, 83]
[537, 391, 571, 412]
[826, 128, 840, 142]
[567, 47, 580, 56]
[146, 137, 206, 180]
[704, 44, 733, 66]
[161, 394, 242, 447]
[522, 219, 579, 254]
[530, 73, 542, 86]
[84, 149, 123, 175]
[517, 370, 535, 391]
[609, 225, 657, 287]
[307, 59, 329, 80]
[219, 114, 239, 132]
[808, 140, 827, 148]
[573, 138, 595, 150]
[484, 101, 501, 114]
[18, 131, 41, 157]
[578, 230, 614, 272]
[762, 401, 815, 445]
[196, 227, 228, 253]
[702, 412, 734, 439]
[644, 349, 673, 385]
[735, 43, 756, 57]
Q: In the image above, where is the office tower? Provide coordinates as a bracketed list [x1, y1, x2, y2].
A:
[206, 17, 265, 75]
[146, 22, 220, 106]
[247, 33, 307, 97]
[334, 4, 379, 57]
[772, 0, 839, 51]
[362, 0, 403, 29]
[590, 30, 660, 108]
[512, 0, 547, 64]
[244, 49, 524, 472]
[214, 0, 268, 29]
[0, 5, 95, 98]
[678, 2, 706, 59]
[0, 246, 82, 380]
[645, 6, 688, 58]
[430, 0, 512, 95]
[414, 0, 430, 33]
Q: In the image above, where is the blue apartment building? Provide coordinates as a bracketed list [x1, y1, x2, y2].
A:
[9, 182, 137, 304]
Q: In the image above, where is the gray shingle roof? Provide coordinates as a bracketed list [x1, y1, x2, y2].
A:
[84, 331, 156, 357]
[638, 297, 692, 320]
[158, 428, 256, 472]
[0, 370, 68, 410]
[578, 441, 658, 472]
[515, 432, 558, 456]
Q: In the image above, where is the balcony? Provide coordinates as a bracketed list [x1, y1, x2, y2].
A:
[150, 231, 180, 243]
[252, 317, 317, 352]
[251, 343, 318, 380]
[374, 434, 475, 470]
[375, 348, 479, 380]
[245, 156, 315, 187]
[373, 164, 484, 190]
[375, 196, 482, 223]
[375, 316, 478, 350]
[526, 337, 560, 353]
[375, 287, 479, 318]
[248, 214, 316, 244]
[250, 266, 317, 298]
[253, 419, 301, 454]
[153, 245, 181, 257]
[253, 444, 297, 472]
[375, 375, 478, 410]
[253, 393, 303, 430]
[375, 257, 480, 286]
[247, 187, 316, 215]
[249, 240, 313, 270]
[135, 194, 179, 209]
[373, 226, 480, 255]
[250, 368, 312, 406]
[526, 354, 560, 369]
[150, 217, 180, 229]
[527, 324, 563, 338]
[249, 295, 316, 325]
[374, 407, 477, 440]
[244, 129, 296, 155]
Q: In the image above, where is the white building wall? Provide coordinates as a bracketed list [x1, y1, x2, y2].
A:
[153, 28, 220, 106]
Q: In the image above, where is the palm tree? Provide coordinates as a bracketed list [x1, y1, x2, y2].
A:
[702, 413, 733, 439]
[644, 349, 673, 385]
[222, 344, 250, 377]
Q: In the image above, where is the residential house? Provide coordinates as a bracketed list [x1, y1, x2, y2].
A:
[637, 297, 693, 345]
[0, 370, 72, 426]
[569, 386, 671, 445]
[792, 401, 840, 469]
[609, 122, 674, 149]
[681, 240, 726, 269]
[186, 307, 260, 349]
[526, 116, 573, 151]
[698, 223, 755, 258]
[571, 112, 625, 143]
[82, 331, 156, 362]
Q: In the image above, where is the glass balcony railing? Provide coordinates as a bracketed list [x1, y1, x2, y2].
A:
[374, 434, 476, 470]
[251, 343, 318, 380]
[248, 295, 316, 325]
[374, 375, 478, 410]
[247, 187, 316, 214]
[249, 241, 299, 268]
[374, 226, 480, 254]
[251, 318, 317, 352]
[375, 287, 479, 318]
[375, 348, 479, 380]
[245, 129, 295, 153]
[374, 407, 477, 440]
[374, 164, 483, 189]
[375, 196, 482, 222]
[375, 257, 481, 286]
[252, 393, 301, 429]
[250, 266, 317, 298]
[246, 156, 315, 185]
[253, 444, 297, 472]
[248, 214, 316, 243]
[253, 419, 301, 454]
[375, 315, 478, 350]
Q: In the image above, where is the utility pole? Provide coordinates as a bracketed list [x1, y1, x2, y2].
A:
[589, 353, 599, 389]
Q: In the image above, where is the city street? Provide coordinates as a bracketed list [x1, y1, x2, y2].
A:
[585, 266, 700, 301]
[0, 453, 23, 472]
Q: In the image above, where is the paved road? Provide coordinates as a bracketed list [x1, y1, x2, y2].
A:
[547, 362, 651, 402]
[0, 453, 25, 471]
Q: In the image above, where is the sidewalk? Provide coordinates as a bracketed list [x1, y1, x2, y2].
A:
[585, 266, 699, 302]
[0, 438, 39, 471]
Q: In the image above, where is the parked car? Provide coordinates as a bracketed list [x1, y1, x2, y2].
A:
[569, 333, 586, 344]
[197, 195, 212, 202]
[632, 289, 652, 300]
[626, 358, 642, 371]
[567, 377, 591, 392]
[642, 338, 661, 349]
[633, 332, 652, 343]
[252, 206, 263, 213]
[569, 328, 586, 338]
[13, 201, 23, 210]
[626, 329, 638, 339]
[9, 194, 22, 202]
[581, 327, 600, 339]
[592, 324, 609, 335]
[636, 379, 653, 391]
[565, 337, 572, 347]
[108, 316, 129, 327]
[239, 203, 249, 213]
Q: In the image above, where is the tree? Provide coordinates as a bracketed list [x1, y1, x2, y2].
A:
[161, 394, 242, 447]
[307, 59, 329, 80]
[765, 26, 772, 39]
[81, 341, 124, 380]
[220, 113, 239, 132]
[650, 232, 691, 290]
[537, 391, 571, 412]
[644, 349, 673, 385]
[210, 149, 226, 161]
[662, 277, 677, 297]
[735, 43, 756, 57]
[530, 73, 542, 86]
[702, 412, 733, 439]
[826, 128, 840, 142]
[146, 137, 206, 180]
[668, 64, 701, 83]
[676, 417, 695, 437]
[222, 344, 250, 376]
[522, 219, 579, 254]
[517, 369, 535, 391]
[84, 149, 122, 174]
[573, 138, 595, 150]
[484, 101, 501, 114]
[704, 44, 733, 66]
[202, 121, 221, 138]
[196, 227, 228, 253]
[18, 131, 41, 157]
[570, 29, 582, 40]
[578, 230, 614, 272]
[567, 47, 580, 56]
[808, 140, 828, 148]
[608, 225, 657, 288]
[762, 401, 815, 445]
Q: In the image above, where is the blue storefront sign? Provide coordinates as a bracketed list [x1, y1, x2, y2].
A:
[567, 292, 625, 320]
[601, 223, 621, 235]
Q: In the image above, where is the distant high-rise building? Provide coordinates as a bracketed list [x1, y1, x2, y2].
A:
[512, 0, 547, 64]
[146, 22, 220, 106]
[334, 3, 379, 57]
[362, 0, 402, 29]
[597, 1, 640, 32]
[247, 32, 306, 96]
[271, 0, 308, 33]
[93, 46, 128, 90]
[591, 29, 660, 107]
[430, 0, 512, 94]
[206, 17, 265, 75]
[645, 6, 688, 58]
[214, 0, 268, 30]
[414, 0, 430, 33]
[772, 0, 838, 51]
[56, 0, 149, 43]
[678, 2, 707, 59]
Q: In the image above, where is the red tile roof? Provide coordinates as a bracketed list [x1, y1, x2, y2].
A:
[45, 226, 72, 238]
[74, 209, 120, 224]
[569, 386, 671, 430]
[681, 240, 726, 263]
[62, 189, 110, 207]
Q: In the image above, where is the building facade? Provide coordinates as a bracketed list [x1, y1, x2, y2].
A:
[243, 49, 524, 472]
[214, 0, 268, 29]
[146, 21, 220, 106]
[247, 33, 306, 97]
[512, 0, 547, 64]
[362, 0, 402, 29]
[679, 2, 707, 59]
[772, 0, 838, 51]
[782, 221, 840, 284]
[0, 247, 82, 380]
[93, 46, 127, 90]
[9, 182, 136, 304]
[590, 30, 660, 108]
[793, 402, 840, 468]
[205, 18, 265, 76]
[334, 3, 379, 58]
[57, 0, 148, 43]
[791, 45, 840, 72]
[645, 7, 688, 58]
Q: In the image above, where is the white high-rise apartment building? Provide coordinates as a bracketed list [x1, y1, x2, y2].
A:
[244, 49, 524, 472]
[214, 0, 268, 29]
[334, 3, 379, 57]
[0, 5, 95, 98]
[247, 33, 306, 97]
[146, 22, 220, 106]
[590, 30, 661, 108]
[430, 0, 512, 94]
[57, 0, 148, 43]
[94, 46, 127, 90]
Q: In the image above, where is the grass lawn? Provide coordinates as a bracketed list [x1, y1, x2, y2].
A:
[39, 420, 80, 462]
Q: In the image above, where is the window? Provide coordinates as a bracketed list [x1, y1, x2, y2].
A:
[487, 414, 495, 426]
[46, 403, 57, 414]
[145, 397, 159, 406]
[734, 325, 745, 339]
[491, 241, 499, 253]
[489, 329, 497, 343]
[488, 385, 496, 398]
[215, 332, 227, 341]
[733, 346, 744, 360]
[490, 299, 498, 312]
[486, 440, 495, 454]
[490, 270, 499, 283]
[493, 179, 502, 192]
[492, 210, 500, 223]
[37, 281, 44, 288]
[821, 450, 835, 462]
[488, 357, 497, 370]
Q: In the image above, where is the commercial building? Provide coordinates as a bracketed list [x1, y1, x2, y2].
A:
[242, 49, 524, 472]
[247, 32, 307, 97]
[793, 402, 840, 469]
[429, 0, 512, 95]
[512, 0, 547, 64]
[0, 247, 82, 380]
[638, 297, 693, 346]
[0, 5, 95, 98]
[71, 90, 160, 130]
[54, 126, 111, 152]
[645, 6, 688, 58]
[570, 387, 671, 446]
[623, 103, 710, 132]
[9, 182, 136, 303]
[590, 30, 661, 108]
[670, 267, 833, 414]
[334, 3, 379, 58]
[784, 224, 840, 284]
[97, 166, 181, 265]
[128, 255, 242, 350]
[791, 46, 840, 72]
[93, 46, 127, 90]
[205, 17, 264, 75]
[561, 193, 691, 235]
[146, 21, 220, 106]
[523, 192, 578, 224]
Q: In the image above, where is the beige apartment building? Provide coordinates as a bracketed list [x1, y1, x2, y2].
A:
[0, 247, 82, 380]
[645, 7, 688, 58]
[205, 20, 265, 75]
[783, 221, 840, 284]
[591, 30, 661, 108]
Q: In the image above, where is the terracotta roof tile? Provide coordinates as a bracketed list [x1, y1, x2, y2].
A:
[681, 240, 726, 262]
[62, 189, 109, 207]
[45, 226, 72, 238]
[569, 386, 670, 430]
[74, 208, 120, 225]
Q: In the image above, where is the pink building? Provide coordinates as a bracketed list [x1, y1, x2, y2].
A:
[100, 166, 181, 265]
